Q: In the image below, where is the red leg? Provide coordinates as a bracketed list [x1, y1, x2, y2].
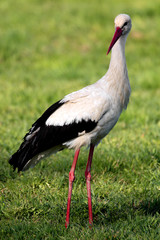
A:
[85, 144, 95, 225]
[65, 149, 80, 228]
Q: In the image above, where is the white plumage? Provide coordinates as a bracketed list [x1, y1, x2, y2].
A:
[9, 14, 132, 227]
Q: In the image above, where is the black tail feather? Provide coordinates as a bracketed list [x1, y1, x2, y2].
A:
[9, 100, 64, 172]
[9, 140, 34, 172]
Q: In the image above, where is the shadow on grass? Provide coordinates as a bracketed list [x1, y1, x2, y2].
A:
[137, 198, 160, 216]
[89, 198, 160, 225]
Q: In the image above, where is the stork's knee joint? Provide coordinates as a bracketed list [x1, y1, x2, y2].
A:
[85, 171, 91, 181]
[69, 171, 75, 182]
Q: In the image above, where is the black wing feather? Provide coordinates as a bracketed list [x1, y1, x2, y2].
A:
[26, 99, 63, 137]
[9, 100, 97, 172]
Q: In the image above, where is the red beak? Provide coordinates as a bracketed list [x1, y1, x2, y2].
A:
[107, 27, 122, 55]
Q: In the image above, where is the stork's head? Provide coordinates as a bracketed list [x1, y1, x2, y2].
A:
[107, 14, 132, 55]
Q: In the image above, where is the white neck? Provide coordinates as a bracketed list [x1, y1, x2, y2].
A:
[108, 34, 128, 76]
[102, 34, 131, 109]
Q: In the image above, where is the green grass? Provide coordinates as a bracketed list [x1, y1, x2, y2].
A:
[0, 0, 160, 239]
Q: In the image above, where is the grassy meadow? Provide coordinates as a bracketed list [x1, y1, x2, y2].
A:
[0, 0, 160, 239]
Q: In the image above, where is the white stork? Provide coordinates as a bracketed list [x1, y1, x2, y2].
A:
[9, 14, 132, 228]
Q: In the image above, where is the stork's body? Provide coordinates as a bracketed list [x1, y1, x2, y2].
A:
[9, 14, 132, 227]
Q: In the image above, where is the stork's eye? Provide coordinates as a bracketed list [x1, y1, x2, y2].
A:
[123, 22, 128, 27]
